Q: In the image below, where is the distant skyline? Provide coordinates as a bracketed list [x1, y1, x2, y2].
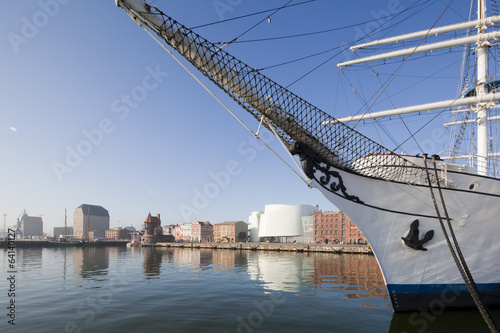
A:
[1, 1, 469, 233]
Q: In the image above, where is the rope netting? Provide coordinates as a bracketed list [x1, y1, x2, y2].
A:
[122, 1, 443, 187]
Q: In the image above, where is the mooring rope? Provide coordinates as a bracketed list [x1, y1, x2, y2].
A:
[423, 155, 499, 333]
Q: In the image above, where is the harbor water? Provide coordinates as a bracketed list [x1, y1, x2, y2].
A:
[1, 246, 499, 333]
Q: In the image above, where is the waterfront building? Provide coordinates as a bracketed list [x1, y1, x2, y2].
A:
[250, 204, 316, 243]
[180, 223, 192, 241]
[105, 227, 131, 240]
[163, 224, 177, 236]
[53, 226, 74, 239]
[313, 210, 365, 244]
[142, 213, 164, 245]
[73, 204, 110, 240]
[248, 211, 263, 242]
[143, 213, 163, 236]
[173, 225, 181, 240]
[213, 221, 248, 242]
[191, 220, 213, 242]
[20, 213, 43, 237]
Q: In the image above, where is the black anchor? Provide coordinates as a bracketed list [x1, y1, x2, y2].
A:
[401, 219, 434, 251]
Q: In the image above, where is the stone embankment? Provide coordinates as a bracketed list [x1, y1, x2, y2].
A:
[154, 242, 372, 254]
[0, 240, 128, 248]
[0, 240, 372, 254]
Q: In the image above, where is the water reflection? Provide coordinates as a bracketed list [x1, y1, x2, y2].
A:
[247, 251, 313, 293]
[142, 246, 163, 279]
[213, 249, 248, 271]
[311, 253, 387, 300]
[17, 248, 43, 271]
[171, 248, 214, 269]
[139, 248, 387, 301]
[141, 248, 249, 277]
[73, 247, 109, 279]
[3, 245, 497, 332]
[246, 251, 388, 300]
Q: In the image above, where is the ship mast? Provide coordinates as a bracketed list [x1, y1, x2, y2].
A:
[334, 0, 499, 176]
[476, 0, 489, 176]
[117, 0, 496, 185]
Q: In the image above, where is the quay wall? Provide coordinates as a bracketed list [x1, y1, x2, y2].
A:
[0, 239, 372, 254]
[0, 240, 128, 248]
[154, 242, 372, 254]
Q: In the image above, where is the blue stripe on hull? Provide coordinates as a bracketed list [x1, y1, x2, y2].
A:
[388, 283, 500, 294]
[387, 284, 500, 312]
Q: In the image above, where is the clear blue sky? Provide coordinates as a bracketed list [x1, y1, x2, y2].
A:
[0, 0, 471, 234]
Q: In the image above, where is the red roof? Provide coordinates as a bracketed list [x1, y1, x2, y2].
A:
[144, 212, 161, 224]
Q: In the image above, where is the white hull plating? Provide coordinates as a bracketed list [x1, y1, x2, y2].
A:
[309, 155, 500, 311]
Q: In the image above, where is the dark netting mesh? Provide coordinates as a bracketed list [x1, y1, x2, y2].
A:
[121, 1, 444, 187]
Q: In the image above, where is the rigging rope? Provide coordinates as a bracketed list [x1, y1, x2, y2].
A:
[423, 155, 499, 333]
[222, 0, 294, 48]
[348, 0, 454, 132]
[143, 8, 464, 215]
[286, 1, 432, 88]
[228, 1, 431, 44]
[133, 12, 311, 187]
[190, 0, 316, 30]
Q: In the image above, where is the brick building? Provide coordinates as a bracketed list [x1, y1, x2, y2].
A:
[105, 227, 131, 240]
[20, 213, 43, 237]
[313, 210, 365, 244]
[173, 225, 182, 240]
[143, 213, 163, 236]
[73, 204, 109, 240]
[191, 221, 213, 242]
[214, 221, 248, 242]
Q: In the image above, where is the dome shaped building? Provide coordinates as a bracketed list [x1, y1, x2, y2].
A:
[249, 204, 317, 243]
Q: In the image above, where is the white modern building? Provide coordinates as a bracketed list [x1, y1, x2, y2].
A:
[248, 211, 263, 242]
[249, 204, 317, 243]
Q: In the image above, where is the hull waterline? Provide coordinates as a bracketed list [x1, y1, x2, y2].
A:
[308, 156, 500, 311]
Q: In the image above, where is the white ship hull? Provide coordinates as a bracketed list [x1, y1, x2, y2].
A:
[116, 0, 500, 314]
[307, 155, 500, 311]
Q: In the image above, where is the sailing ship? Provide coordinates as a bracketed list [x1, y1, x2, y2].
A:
[116, 0, 500, 313]
[49, 210, 81, 246]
